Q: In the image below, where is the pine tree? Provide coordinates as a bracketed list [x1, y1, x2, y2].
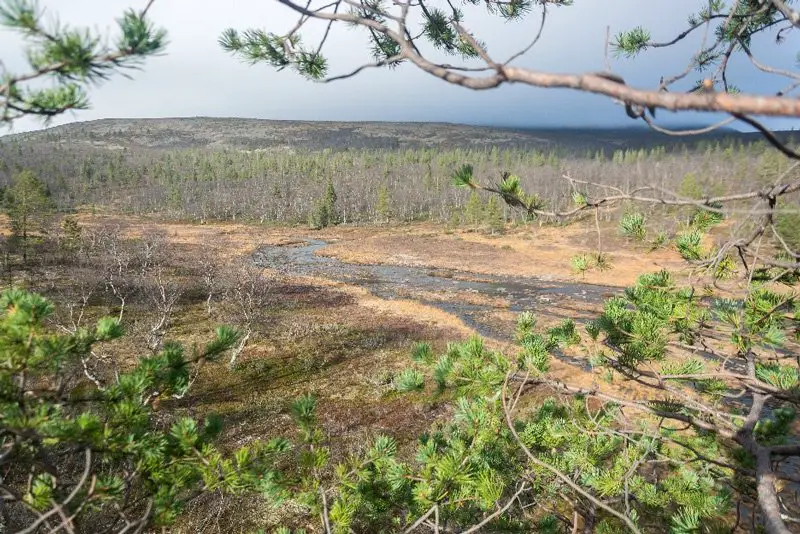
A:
[464, 190, 484, 229]
[0, 0, 166, 125]
[375, 183, 392, 223]
[5, 169, 54, 263]
[678, 172, 703, 200]
[0, 288, 293, 531]
[60, 215, 82, 260]
[324, 177, 339, 225]
[484, 195, 505, 234]
[309, 178, 339, 229]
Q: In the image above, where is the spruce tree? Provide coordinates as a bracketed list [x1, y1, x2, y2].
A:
[375, 183, 392, 223]
[309, 178, 339, 229]
[59, 215, 82, 260]
[5, 169, 54, 263]
[484, 195, 505, 234]
[464, 190, 484, 229]
[324, 177, 339, 225]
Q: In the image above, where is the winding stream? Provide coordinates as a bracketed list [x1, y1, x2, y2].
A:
[253, 239, 621, 343]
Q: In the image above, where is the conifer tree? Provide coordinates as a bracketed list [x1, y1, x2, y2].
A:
[484, 195, 505, 234]
[0, 5, 281, 532]
[324, 177, 339, 225]
[4, 169, 53, 262]
[309, 178, 339, 229]
[375, 183, 392, 223]
[59, 215, 82, 260]
[0, 0, 166, 124]
[0, 288, 297, 532]
[4, 1, 800, 531]
[463, 190, 484, 229]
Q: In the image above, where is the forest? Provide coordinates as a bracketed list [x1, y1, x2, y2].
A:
[1, 128, 797, 228]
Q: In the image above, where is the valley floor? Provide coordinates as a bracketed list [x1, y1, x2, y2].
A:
[6, 213, 713, 532]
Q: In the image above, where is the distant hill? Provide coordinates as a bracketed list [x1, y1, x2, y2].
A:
[0, 117, 793, 154]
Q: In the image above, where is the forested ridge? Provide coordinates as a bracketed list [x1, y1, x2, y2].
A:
[1, 120, 797, 225]
[3, 117, 782, 151]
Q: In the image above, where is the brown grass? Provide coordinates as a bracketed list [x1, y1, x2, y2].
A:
[315, 221, 689, 287]
[9, 212, 770, 533]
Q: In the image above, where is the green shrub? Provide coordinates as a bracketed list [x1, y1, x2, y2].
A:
[676, 229, 705, 260]
[0, 288, 290, 530]
[689, 205, 724, 231]
[593, 252, 613, 271]
[619, 211, 647, 241]
[571, 254, 591, 276]
[393, 368, 425, 391]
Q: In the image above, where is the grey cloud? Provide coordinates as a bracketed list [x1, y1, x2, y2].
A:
[1, 0, 799, 133]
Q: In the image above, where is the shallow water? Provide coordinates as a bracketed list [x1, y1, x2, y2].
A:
[253, 239, 620, 343]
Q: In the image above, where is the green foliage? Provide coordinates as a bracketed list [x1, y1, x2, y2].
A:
[0, 0, 166, 123]
[220, 0, 574, 78]
[678, 172, 704, 200]
[712, 253, 738, 280]
[688, 205, 724, 231]
[756, 363, 799, 391]
[675, 229, 705, 261]
[515, 310, 537, 341]
[382, 326, 736, 533]
[309, 178, 340, 229]
[7, 267, 794, 531]
[60, 215, 82, 257]
[775, 210, 800, 252]
[571, 189, 587, 207]
[5, 1, 799, 531]
[463, 190, 484, 228]
[452, 163, 475, 188]
[649, 230, 670, 250]
[219, 29, 327, 78]
[394, 368, 425, 392]
[571, 253, 591, 276]
[716, 286, 796, 354]
[595, 270, 708, 366]
[484, 195, 505, 234]
[0, 288, 297, 530]
[4, 168, 54, 261]
[593, 251, 614, 271]
[571, 252, 613, 276]
[548, 318, 581, 347]
[619, 211, 647, 241]
[612, 26, 652, 57]
[375, 183, 392, 223]
[411, 341, 435, 364]
[497, 172, 546, 215]
[1, 135, 780, 226]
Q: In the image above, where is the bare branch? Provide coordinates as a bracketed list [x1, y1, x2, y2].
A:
[271, 0, 800, 117]
[17, 449, 93, 534]
[770, 0, 800, 27]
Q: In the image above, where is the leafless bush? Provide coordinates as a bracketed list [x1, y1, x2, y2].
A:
[224, 261, 275, 367]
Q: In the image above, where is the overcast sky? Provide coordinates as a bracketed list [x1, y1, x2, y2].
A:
[1, 0, 799, 133]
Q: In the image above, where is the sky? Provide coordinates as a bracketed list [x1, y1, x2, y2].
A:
[1, 0, 799, 134]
